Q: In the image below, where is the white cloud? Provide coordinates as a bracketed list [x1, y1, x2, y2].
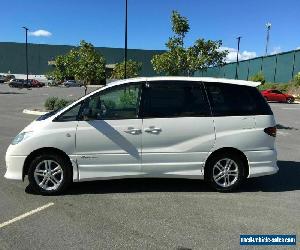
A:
[271, 46, 281, 55]
[29, 29, 52, 37]
[219, 46, 257, 63]
[296, 47, 300, 50]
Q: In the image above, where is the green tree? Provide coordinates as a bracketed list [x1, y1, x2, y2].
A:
[74, 40, 106, 86]
[48, 40, 106, 94]
[110, 60, 142, 79]
[152, 10, 228, 76]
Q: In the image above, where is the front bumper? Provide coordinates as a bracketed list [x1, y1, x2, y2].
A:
[4, 153, 26, 180]
[245, 149, 278, 178]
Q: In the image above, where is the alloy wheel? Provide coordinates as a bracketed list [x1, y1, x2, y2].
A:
[212, 158, 239, 188]
[33, 160, 64, 191]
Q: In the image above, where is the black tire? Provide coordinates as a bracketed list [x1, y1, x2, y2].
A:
[286, 98, 294, 104]
[28, 153, 72, 195]
[205, 153, 245, 192]
[264, 97, 268, 102]
[65, 84, 70, 88]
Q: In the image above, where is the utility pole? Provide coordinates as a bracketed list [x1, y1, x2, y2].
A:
[265, 22, 271, 56]
[235, 36, 242, 79]
[22, 26, 29, 86]
[124, 0, 128, 79]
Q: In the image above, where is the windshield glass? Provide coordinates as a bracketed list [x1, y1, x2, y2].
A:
[36, 109, 62, 121]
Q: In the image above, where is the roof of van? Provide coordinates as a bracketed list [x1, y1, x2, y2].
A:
[106, 76, 260, 88]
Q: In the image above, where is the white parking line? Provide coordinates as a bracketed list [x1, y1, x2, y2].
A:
[281, 108, 300, 110]
[0, 202, 54, 229]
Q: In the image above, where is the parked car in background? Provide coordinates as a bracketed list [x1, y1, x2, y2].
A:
[4, 75, 15, 83]
[0, 75, 5, 83]
[261, 89, 295, 103]
[63, 80, 82, 87]
[5, 77, 278, 195]
[8, 79, 31, 88]
[29, 79, 45, 88]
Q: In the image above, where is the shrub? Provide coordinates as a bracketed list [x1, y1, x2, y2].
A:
[249, 71, 265, 84]
[44, 97, 73, 110]
[54, 98, 72, 110]
[44, 97, 59, 110]
[293, 72, 300, 87]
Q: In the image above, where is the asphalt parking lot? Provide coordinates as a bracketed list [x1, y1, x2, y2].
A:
[0, 84, 299, 250]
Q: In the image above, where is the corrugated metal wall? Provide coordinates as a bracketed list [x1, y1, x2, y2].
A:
[196, 49, 300, 83]
[0, 42, 165, 76]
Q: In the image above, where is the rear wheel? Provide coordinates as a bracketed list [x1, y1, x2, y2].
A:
[205, 153, 245, 192]
[28, 154, 72, 195]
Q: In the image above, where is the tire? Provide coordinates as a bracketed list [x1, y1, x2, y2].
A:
[264, 97, 268, 102]
[286, 98, 294, 104]
[205, 153, 245, 192]
[65, 84, 70, 88]
[28, 153, 72, 195]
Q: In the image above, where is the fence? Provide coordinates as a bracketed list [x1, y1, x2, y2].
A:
[195, 49, 300, 83]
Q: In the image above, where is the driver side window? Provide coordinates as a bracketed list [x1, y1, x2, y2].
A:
[82, 83, 142, 120]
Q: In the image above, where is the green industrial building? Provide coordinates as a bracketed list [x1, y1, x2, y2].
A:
[0, 42, 165, 77]
[1, 42, 300, 83]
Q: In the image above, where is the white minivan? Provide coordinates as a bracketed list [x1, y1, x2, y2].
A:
[5, 77, 278, 194]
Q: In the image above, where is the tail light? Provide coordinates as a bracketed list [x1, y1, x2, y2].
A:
[264, 126, 277, 137]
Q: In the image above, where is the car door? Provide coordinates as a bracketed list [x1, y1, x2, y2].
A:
[75, 82, 143, 180]
[140, 80, 215, 178]
[272, 90, 286, 102]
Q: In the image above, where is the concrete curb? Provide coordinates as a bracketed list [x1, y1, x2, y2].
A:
[23, 109, 48, 116]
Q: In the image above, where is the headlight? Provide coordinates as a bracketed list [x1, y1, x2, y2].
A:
[11, 132, 33, 145]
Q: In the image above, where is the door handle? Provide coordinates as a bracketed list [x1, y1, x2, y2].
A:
[124, 127, 142, 135]
[144, 126, 162, 134]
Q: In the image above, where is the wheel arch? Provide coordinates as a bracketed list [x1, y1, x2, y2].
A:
[204, 147, 249, 179]
[23, 147, 75, 181]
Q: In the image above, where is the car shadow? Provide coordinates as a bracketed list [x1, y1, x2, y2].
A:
[25, 160, 300, 195]
[276, 124, 298, 130]
[0, 91, 26, 95]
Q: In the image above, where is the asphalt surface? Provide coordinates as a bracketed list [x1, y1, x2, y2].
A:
[0, 84, 299, 250]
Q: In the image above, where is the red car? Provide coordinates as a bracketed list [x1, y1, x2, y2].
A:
[261, 89, 294, 103]
[29, 79, 45, 87]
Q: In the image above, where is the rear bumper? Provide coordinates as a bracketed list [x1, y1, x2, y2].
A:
[245, 149, 278, 178]
[4, 154, 26, 180]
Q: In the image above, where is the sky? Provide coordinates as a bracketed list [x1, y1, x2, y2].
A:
[1, 0, 300, 62]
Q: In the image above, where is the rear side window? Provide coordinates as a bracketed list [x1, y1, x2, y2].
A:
[141, 81, 210, 118]
[204, 82, 273, 116]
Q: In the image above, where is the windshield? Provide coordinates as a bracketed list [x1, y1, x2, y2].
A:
[36, 109, 62, 121]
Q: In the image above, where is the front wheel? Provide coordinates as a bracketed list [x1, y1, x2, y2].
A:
[28, 154, 72, 195]
[205, 153, 245, 192]
[286, 98, 294, 104]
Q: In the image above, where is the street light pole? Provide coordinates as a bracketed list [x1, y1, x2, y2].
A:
[235, 36, 242, 79]
[22, 26, 29, 86]
[265, 22, 271, 56]
[124, 0, 128, 79]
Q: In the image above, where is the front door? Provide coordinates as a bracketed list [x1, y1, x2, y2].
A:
[75, 83, 143, 180]
[140, 81, 215, 178]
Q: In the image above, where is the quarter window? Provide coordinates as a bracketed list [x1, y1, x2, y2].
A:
[205, 83, 272, 116]
[55, 102, 82, 122]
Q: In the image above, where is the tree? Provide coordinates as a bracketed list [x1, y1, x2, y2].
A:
[152, 10, 228, 76]
[110, 60, 142, 79]
[48, 40, 106, 94]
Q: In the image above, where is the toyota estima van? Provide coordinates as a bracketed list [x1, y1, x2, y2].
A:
[5, 77, 278, 194]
